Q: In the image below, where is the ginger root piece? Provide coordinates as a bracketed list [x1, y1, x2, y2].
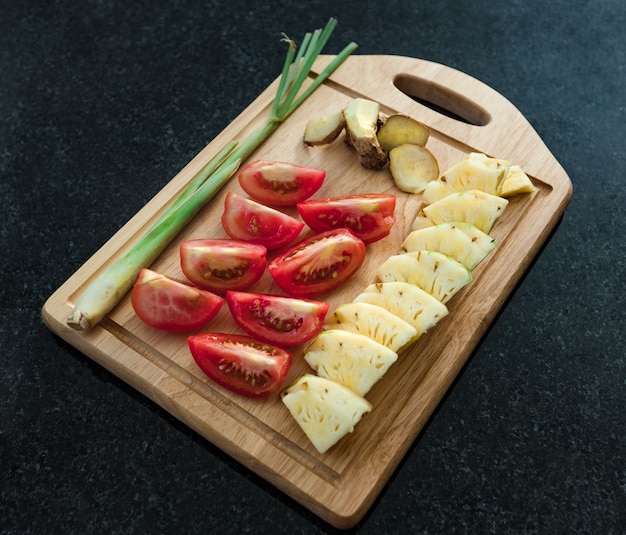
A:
[303, 111, 346, 146]
[389, 143, 439, 194]
[377, 113, 430, 153]
[343, 98, 388, 170]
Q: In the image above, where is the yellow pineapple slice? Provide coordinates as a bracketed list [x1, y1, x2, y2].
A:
[500, 164, 536, 196]
[466, 152, 512, 191]
[410, 214, 434, 231]
[422, 157, 508, 204]
[354, 281, 448, 337]
[401, 221, 497, 270]
[422, 181, 454, 205]
[376, 250, 472, 304]
[326, 301, 418, 352]
[422, 189, 509, 233]
[304, 329, 398, 397]
[281, 374, 371, 454]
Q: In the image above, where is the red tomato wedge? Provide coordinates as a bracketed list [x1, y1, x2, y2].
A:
[221, 192, 304, 250]
[226, 291, 329, 347]
[131, 268, 223, 332]
[187, 333, 292, 397]
[268, 228, 367, 298]
[237, 159, 326, 206]
[180, 239, 267, 293]
[297, 193, 397, 244]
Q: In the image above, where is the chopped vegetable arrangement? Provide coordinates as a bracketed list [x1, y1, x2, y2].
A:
[64, 17, 539, 455]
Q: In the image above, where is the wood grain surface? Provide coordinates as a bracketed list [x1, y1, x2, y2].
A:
[42, 54, 572, 528]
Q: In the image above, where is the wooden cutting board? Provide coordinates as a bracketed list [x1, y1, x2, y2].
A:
[42, 54, 572, 529]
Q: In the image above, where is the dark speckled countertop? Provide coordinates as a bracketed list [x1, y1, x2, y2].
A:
[2, 1, 624, 533]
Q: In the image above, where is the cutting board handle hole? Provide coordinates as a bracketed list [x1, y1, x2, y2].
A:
[393, 73, 491, 127]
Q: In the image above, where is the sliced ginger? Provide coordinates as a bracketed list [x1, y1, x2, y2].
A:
[303, 111, 346, 146]
[389, 143, 439, 194]
[377, 113, 430, 152]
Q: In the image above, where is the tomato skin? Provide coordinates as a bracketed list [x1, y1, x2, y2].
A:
[237, 160, 326, 206]
[187, 333, 292, 397]
[226, 291, 329, 347]
[180, 239, 267, 293]
[131, 268, 223, 332]
[297, 194, 396, 244]
[268, 228, 367, 298]
[221, 192, 304, 250]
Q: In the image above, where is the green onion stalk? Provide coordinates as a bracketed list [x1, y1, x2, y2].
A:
[67, 18, 358, 331]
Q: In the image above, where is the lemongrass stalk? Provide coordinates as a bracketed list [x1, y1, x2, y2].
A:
[166, 140, 238, 216]
[67, 18, 357, 331]
[278, 27, 329, 116]
[270, 34, 298, 119]
[285, 41, 358, 117]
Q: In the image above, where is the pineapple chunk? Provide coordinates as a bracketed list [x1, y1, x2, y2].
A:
[422, 157, 508, 204]
[500, 164, 536, 196]
[466, 152, 512, 191]
[304, 330, 398, 397]
[401, 222, 497, 270]
[326, 301, 418, 352]
[422, 189, 509, 233]
[354, 281, 448, 337]
[282, 374, 372, 454]
[376, 250, 472, 304]
[410, 214, 434, 231]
